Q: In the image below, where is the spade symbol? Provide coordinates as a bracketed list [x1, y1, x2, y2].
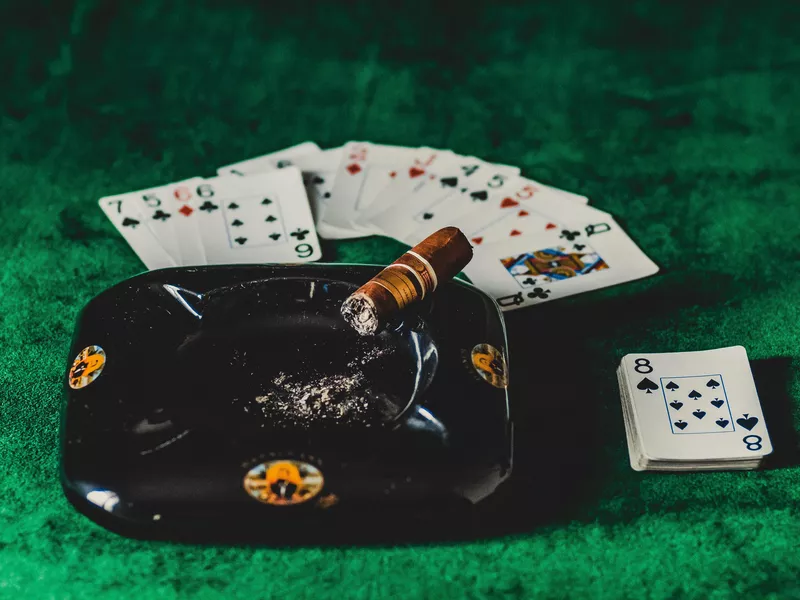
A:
[228, 202, 240, 209]
[422, 212, 433, 220]
[665, 381, 679, 391]
[122, 217, 140, 228]
[637, 377, 658, 394]
[261, 198, 273, 205]
[231, 219, 244, 227]
[674, 421, 688, 430]
[669, 401, 683, 410]
[470, 190, 488, 202]
[234, 237, 247, 245]
[265, 215, 277, 223]
[706, 379, 720, 390]
[716, 418, 729, 429]
[692, 409, 706, 419]
[711, 399, 724, 408]
[440, 177, 458, 188]
[736, 414, 759, 431]
[688, 390, 702, 400]
[269, 233, 281, 241]
[312, 176, 324, 185]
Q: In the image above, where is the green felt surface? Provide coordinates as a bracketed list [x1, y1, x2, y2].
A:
[2, 1, 800, 598]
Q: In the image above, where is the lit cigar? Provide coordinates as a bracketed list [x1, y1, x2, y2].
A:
[341, 227, 473, 335]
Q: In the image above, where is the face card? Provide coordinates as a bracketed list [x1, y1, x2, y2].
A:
[463, 218, 658, 310]
[367, 160, 521, 243]
[216, 141, 322, 177]
[621, 347, 772, 461]
[317, 142, 440, 239]
[98, 193, 178, 270]
[195, 168, 321, 264]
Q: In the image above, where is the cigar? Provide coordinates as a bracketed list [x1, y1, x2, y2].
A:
[340, 227, 473, 335]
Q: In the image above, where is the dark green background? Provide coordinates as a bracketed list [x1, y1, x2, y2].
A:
[2, 1, 799, 598]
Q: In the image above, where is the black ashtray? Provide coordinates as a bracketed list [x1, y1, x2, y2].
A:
[61, 264, 511, 543]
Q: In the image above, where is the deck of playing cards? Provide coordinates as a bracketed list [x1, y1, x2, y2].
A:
[617, 346, 773, 471]
[101, 140, 659, 310]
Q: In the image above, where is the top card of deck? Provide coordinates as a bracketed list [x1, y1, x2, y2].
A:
[621, 347, 772, 462]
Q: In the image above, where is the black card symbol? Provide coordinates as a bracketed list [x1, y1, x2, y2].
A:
[231, 219, 244, 227]
[440, 177, 458, 188]
[716, 418, 729, 428]
[460, 187, 468, 192]
[573, 244, 586, 251]
[692, 409, 706, 419]
[422, 212, 433, 220]
[674, 420, 688, 430]
[688, 390, 702, 399]
[312, 176, 325, 185]
[669, 401, 683, 410]
[736, 414, 759, 431]
[521, 277, 537, 286]
[199, 201, 218, 212]
[706, 378, 720, 389]
[527, 287, 550, 300]
[290, 228, 309, 240]
[711, 399, 724, 408]
[665, 381, 679, 391]
[265, 215, 277, 223]
[122, 217, 140, 228]
[234, 237, 247, 245]
[269, 233, 281, 241]
[152, 209, 171, 221]
[470, 190, 488, 202]
[228, 202, 240, 209]
[637, 377, 658, 394]
[323, 192, 331, 199]
[262, 198, 273, 205]
[559, 230, 580, 241]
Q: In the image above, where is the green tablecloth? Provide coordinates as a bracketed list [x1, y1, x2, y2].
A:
[2, 1, 799, 598]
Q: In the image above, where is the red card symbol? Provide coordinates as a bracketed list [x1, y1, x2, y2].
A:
[518, 210, 529, 216]
[510, 229, 522, 237]
[173, 186, 191, 202]
[346, 163, 362, 175]
[545, 222, 557, 230]
[409, 167, 425, 178]
[500, 197, 519, 208]
[178, 205, 193, 217]
[472, 237, 483, 245]
[390, 171, 397, 178]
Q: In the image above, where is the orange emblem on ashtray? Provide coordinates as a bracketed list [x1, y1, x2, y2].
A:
[243, 460, 324, 506]
[471, 344, 508, 389]
[68, 345, 106, 389]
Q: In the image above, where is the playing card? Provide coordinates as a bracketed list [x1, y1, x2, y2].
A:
[367, 160, 522, 244]
[316, 142, 440, 239]
[290, 147, 343, 223]
[160, 177, 207, 266]
[216, 141, 321, 177]
[194, 168, 321, 264]
[463, 218, 658, 310]
[620, 347, 772, 464]
[99, 192, 178, 270]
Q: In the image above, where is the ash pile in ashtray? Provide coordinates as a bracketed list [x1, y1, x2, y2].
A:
[245, 340, 407, 427]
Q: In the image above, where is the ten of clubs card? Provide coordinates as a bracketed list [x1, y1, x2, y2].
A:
[617, 346, 773, 471]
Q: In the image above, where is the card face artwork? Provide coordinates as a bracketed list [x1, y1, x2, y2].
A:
[620, 347, 772, 462]
[464, 219, 658, 311]
[195, 168, 321, 264]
